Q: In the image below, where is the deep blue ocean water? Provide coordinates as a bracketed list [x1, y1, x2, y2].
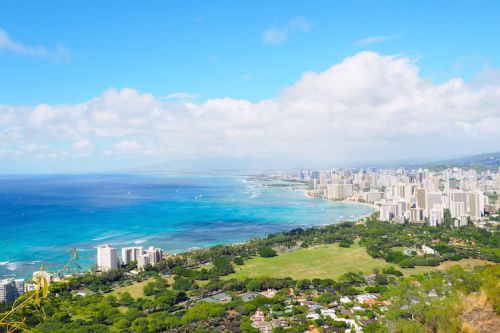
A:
[0, 174, 374, 278]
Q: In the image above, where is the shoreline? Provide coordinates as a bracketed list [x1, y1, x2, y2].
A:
[2, 177, 376, 279]
[302, 189, 379, 220]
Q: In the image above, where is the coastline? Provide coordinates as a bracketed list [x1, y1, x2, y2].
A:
[1, 175, 375, 279]
[302, 189, 379, 220]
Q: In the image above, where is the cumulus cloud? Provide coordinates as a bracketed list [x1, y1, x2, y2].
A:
[262, 17, 311, 45]
[1, 51, 499, 169]
[0, 27, 71, 62]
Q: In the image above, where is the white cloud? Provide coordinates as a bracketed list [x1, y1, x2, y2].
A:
[262, 17, 312, 45]
[354, 35, 397, 46]
[262, 29, 288, 44]
[0, 28, 48, 56]
[161, 92, 201, 101]
[72, 140, 95, 156]
[0, 27, 71, 62]
[1, 51, 499, 168]
[110, 140, 144, 154]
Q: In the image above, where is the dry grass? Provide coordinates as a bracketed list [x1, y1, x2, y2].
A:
[461, 291, 499, 333]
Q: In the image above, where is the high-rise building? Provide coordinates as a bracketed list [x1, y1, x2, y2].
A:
[366, 190, 384, 203]
[307, 179, 317, 190]
[326, 184, 353, 200]
[121, 247, 144, 265]
[450, 201, 466, 219]
[380, 202, 398, 222]
[97, 244, 118, 271]
[416, 188, 426, 210]
[429, 208, 443, 227]
[0, 278, 24, 303]
[145, 246, 164, 266]
[468, 191, 484, 221]
[425, 192, 443, 217]
[449, 190, 468, 218]
[410, 207, 424, 222]
[137, 253, 151, 269]
[136, 247, 164, 270]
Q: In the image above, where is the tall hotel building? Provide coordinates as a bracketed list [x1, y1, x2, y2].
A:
[121, 247, 144, 265]
[449, 190, 468, 218]
[97, 244, 118, 271]
[0, 278, 24, 303]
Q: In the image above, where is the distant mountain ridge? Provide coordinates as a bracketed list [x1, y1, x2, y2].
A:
[426, 152, 500, 170]
[131, 152, 500, 175]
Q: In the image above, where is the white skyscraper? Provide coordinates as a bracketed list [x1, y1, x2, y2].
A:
[468, 191, 484, 221]
[97, 244, 118, 271]
[145, 246, 164, 266]
[449, 190, 468, 218]
[425, 192, 443, 217]
[326, 184, 353, 200]
[121, 246, 144, 265]
[137, 253, 151, 269]
[0, 278, 24, 303]
[429, 208, 443, 227]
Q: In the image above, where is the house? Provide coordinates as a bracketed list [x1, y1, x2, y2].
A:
[351, 305, 363, 312]
[355, 293, 378, 303]
[306, 313, 320, 320]
[261, 288, 277, 298]
[271, 318, 288, 329]
[421, 245, 436, 255]
[250, 309, 265, 322]
[340, 296, 352, 304]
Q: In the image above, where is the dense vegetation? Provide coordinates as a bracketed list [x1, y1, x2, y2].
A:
[1, 215, 498, 332]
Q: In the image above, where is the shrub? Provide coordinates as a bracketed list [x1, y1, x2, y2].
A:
[259, 247, 277, 258]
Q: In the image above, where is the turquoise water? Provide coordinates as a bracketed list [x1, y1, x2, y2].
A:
[0, 174, 373, 278]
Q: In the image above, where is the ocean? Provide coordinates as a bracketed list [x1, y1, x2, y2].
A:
[0, 174, 374, 278]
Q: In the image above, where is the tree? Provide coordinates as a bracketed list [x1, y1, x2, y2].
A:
[234, 256, 244, 265]
[259, 247, 277, 258]
[240, 315, 259, 333]
[131, 317, 149, 333]
[119, 291, 134, 306]
[364, 322, 389, 333]
[181, 302, 226, 323]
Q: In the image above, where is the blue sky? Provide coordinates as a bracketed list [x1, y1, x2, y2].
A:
[2, 0, 499, 105]
[1, 1, 500, 173]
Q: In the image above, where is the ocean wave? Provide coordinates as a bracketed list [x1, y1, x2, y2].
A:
[0, 261, 10, 266]
[92, 233, 125, 241]
[133, 239, 146, 245]
[5, 262, 22, 271]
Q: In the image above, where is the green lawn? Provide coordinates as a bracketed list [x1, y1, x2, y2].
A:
[226, 242, 393, 280]
[226, 243, 492, 280]
[111, 278, 153, 299]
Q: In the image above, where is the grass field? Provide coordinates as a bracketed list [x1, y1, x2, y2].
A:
[111, 278, 153, 299]
[111, 276, 176, 299]
[400, 258, 493, 275]
[226, 242, 492, 280]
